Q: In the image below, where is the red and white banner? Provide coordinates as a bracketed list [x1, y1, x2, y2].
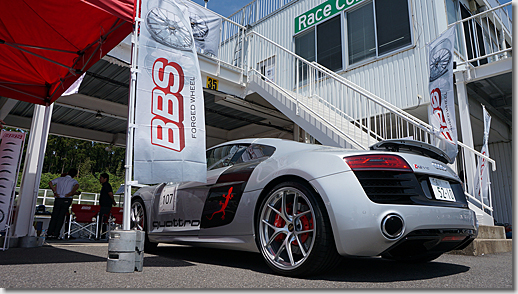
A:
[474, 105, 491, 206]
[0, 131, 25, 231]
[427, 26, 457, 162]
[134, 0, 206, 184]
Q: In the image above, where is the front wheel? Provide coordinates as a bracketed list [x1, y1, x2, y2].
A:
[256, 181, 341, 277]
[131, 198, 158, 253]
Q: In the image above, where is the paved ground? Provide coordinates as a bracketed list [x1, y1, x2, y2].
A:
[0, 238, 513, 289]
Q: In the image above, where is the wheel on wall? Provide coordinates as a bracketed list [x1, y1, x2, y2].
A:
[256, 181, 341, 277]
[131, 198, 158, 253]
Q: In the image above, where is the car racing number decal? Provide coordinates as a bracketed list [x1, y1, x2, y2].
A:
[159, 184, 179, 214]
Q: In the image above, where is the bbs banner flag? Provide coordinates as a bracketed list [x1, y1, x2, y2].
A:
[427, 26, 458, 163]
[134, 0, 206, 184]
[474, 105, 491, 207]
[0, 131, 25, 232]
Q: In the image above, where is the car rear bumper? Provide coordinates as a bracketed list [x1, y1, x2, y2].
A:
[310, 171, 478, 257]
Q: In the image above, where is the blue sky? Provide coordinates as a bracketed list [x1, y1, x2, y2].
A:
[190, 0, 253, 17]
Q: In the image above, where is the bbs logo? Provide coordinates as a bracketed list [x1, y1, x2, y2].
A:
[151, 58, 185, 152]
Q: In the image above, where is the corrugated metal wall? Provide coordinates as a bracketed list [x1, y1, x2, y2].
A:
[250, 0, 442, 109]
[488, 141, 513, 224]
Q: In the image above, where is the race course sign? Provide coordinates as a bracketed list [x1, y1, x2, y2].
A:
[134, 0, 207, 184]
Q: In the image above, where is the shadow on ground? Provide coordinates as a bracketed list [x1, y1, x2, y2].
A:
[0, 245, 106, 265]
[145, 245, 470, 282]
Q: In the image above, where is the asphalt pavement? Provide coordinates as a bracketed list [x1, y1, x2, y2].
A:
[0, 238, 513, 289]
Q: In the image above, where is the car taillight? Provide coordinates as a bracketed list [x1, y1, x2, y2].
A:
[344, 155, 412, 172]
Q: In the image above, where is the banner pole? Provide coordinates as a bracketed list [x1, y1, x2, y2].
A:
[123, 0, 142, 231]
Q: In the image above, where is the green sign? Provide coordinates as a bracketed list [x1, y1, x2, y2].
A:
[294, 0, 365, 34]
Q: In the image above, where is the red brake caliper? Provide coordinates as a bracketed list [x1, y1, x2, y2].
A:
[273, 203, 313, 245]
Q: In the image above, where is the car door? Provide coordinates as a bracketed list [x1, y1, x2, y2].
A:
[149, 143, 249, 236]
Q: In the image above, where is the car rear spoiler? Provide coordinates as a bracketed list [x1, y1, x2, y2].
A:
[369, 139, 452, 164]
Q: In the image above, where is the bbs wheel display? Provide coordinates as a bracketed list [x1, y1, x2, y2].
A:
[429, 39, 452, 82]
[257, 181, 340, 277]
[145, 4, 194, 50]
[131, 198, 158, 253]
[190, 14, 209, 41]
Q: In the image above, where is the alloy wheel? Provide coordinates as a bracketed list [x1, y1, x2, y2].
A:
[258, 187, 316, 271]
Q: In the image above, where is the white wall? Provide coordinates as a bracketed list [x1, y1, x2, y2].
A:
[249, 0, 448, 109]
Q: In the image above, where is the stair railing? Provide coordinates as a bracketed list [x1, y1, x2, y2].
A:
[448, 2, 512, 69]
[244, 30, 496, 169]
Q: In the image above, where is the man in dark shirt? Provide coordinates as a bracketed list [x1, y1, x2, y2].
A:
[97, 173, 116, 240]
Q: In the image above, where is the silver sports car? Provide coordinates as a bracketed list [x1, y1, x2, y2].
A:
[130, 138, 477, 277]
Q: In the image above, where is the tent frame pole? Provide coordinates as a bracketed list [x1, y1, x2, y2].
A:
[123, 0, 142, 231]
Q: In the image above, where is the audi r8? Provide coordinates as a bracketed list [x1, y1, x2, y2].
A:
[130, 138, 477, 277]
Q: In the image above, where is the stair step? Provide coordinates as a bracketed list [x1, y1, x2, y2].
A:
[449, 239, 512, 256]
[477, 225, 507, 239]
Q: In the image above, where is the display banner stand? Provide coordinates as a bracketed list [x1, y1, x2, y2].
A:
[0, 131, 26, 251]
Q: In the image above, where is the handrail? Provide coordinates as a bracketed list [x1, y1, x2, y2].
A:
[447, 2, 511, 28]
[247, 31, 432, 133]
[465, 192, 493, 212]
[457, 142, 496, 171]
[249, 68, 366, 150]
[245, 30, 498, 172]
[456, 48, 512, 68]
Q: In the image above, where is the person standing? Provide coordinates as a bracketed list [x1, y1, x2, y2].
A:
[47, 168, 80, 239]
[97, 173, 115, 240]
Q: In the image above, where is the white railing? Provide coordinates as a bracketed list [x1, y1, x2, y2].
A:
[227, 0, 297, 27]
[215, 16, 248, 69]
[456, 145, 495, 217]
[448, 2, 512, 68]
[25, 188, 103, 212]
[246, 31, 436, 149]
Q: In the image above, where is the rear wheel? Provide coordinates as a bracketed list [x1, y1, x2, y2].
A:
[256, 181, 341, 277]
[131, 198, 158, 253]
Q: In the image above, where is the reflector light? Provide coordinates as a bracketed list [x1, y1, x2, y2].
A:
[441, 236, 466, 242]
[344, 155, 412, 172]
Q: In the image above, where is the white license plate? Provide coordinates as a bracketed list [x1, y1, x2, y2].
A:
[430, 177, 456, 202]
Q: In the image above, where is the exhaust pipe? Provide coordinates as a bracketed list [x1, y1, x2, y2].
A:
[381, 214, 404, 239]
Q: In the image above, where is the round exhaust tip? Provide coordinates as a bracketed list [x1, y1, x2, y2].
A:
[381, 214, 404, 239]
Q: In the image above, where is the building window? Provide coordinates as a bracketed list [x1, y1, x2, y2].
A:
[295, 27, 315, 62]
[295, 28, 315, 82]
[347, 2, 376, 65]
[375, 0, 412, 55]
[317, 15, 343, 71]
[295, 0, 412, 69]
[294, 15, 343, 73]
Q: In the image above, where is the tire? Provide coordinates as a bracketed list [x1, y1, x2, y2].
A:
[256, 181, 341, 277]
[131, 198, 158, 253]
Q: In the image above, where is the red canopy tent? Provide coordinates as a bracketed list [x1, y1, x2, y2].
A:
[0, 0, 135, 105]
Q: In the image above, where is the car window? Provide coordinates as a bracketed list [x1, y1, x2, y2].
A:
[206, 144, 249, 170]
[233, 144, 276, 164]
[206, 144, 276, 170]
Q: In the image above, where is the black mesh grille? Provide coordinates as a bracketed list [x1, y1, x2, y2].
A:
[354, 171, 422, 204]
[354, 171, 469, 208]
